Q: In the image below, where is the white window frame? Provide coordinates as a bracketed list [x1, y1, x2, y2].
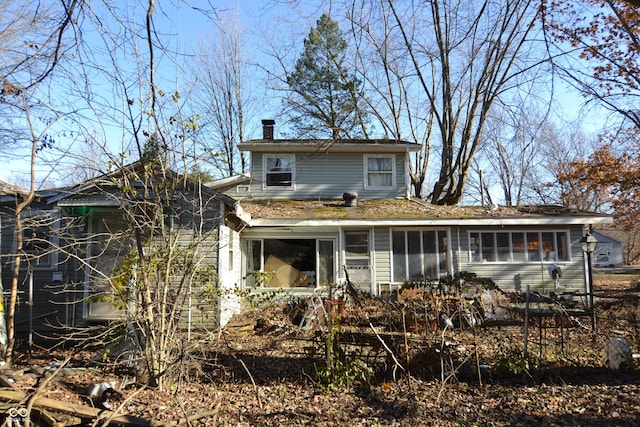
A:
[243, 237, 338, 289]
[468, 230, 571, 264]
[263, 154, 295, 189]
[364, 154, 395, 189]
[390, 228, 451, 283]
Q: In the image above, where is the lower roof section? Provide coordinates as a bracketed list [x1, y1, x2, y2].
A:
[236, 198, 613, 228]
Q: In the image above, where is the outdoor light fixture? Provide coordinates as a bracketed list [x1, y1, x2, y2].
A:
[580, 231, 598, 330]
[580, 232, 598, 254]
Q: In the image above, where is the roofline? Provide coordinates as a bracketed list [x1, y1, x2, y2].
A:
[205, 173, 251, 189]
[247, 216, 613, 228]
[238, 139, 421, 153]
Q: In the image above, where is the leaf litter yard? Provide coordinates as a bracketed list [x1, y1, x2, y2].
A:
[2, 274, 640, 426]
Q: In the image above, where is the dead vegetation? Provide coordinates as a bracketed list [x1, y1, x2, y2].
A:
[1, 274, 640, 426]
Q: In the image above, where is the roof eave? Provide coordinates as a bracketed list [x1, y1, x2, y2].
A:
[247, 215, 613, 228]
[238, 141, 420, 153]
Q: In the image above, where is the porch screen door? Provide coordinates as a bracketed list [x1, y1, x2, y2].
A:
[344, 230, 372, 290]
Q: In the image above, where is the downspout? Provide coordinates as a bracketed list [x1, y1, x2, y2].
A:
[28, 269, 33, 348]
[456, 227, 462, 275]
[405, 148, 411, 199]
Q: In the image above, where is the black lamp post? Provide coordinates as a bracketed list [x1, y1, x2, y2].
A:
[580, 232, 598, 330]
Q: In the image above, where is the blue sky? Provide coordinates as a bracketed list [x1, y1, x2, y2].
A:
[1, 0, 608, 190]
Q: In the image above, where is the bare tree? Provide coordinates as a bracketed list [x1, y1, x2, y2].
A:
[189, 11, 254, 177]
[346, 0, 546, 204]
[479, 108, 550, 206]
[47, 1, 225, 391]
[543, 0, 640, 128]
[0, 0, 83, 365]
[0, 0, 234, 390]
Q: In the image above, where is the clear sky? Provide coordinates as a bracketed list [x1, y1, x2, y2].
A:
[1, 0, 609, 190]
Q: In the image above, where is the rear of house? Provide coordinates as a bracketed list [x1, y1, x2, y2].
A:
[214, 121, 612, 312]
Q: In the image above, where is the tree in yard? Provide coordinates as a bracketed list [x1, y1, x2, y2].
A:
[0, 0, 82, 366]
[558, 131, 638, 228]
[558, 131, 640, 264]
[286, 13, 369, 139]
[52, 1, 230, 391]
[190, 11, 254, 178]
[1, 0, 233, 390]
[469, 110, 595, 207]
[542, 0, 640, 126]
[346, 0, 546, 203]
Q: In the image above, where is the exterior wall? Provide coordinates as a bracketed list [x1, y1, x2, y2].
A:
[217, 220, 242, 327]
[367, 224, 589, 297]
[245, 151, 407, 200]
[238, 223, 591, 301]
[372, 228, 391, 293]
[75, 200, 224, 331]
[452, 225, 585, 294]
[0, 206, 77, 347]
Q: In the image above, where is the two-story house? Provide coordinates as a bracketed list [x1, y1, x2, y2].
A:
[0, 121, 615, 341]
[213, 120, 612, 318]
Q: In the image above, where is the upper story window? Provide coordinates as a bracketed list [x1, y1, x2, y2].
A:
[364, 155, 395, 189]
[468, 230, 570, 263]
[264, 154, 294, 189]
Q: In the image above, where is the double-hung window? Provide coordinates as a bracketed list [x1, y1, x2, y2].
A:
[364, 155, 395, 189]
[264, 154, 294, 189]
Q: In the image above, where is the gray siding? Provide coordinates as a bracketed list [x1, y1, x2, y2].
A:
[246, 151, 407, 199]
[0, 207, 79, 346]
[373, 227, 391, 285]
[370, 225, 588, 296]
[454, 225, 586, 294]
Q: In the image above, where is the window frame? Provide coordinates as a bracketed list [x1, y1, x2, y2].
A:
[243, 237, 337, 289]
[468, 230, 571, 264]
[262, 154, 295, 190]
[16, 211, 59, 270]
[390, 228, 451, 283]
[364, 154, 395, 189]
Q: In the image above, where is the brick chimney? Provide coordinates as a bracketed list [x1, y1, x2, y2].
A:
[262, 119, 275, 140]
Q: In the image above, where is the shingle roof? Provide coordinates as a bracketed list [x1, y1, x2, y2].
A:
[238, 138, 420, 153]
[0, 180, 29, 197]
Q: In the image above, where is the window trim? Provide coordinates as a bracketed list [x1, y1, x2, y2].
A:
[16, 211, 59, 270]
[390, 228, 451, 283]
[364, 154, 395, 189]
[262, 154, 295, 190]
[468, 230, 571, 264]
[243, 237, 337, 289]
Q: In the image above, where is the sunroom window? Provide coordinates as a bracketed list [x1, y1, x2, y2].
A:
[245, 238, 335, 288]
[392, 229, 450, 282]
[469, 231, 570, 263]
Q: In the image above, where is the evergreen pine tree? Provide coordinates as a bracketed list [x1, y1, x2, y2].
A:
[286, 14, 368, 139]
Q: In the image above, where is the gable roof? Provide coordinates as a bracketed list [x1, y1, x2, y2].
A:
[0, 180, 46, 205]
[237, 198, 613, 227]
[48, 161, 238, 208]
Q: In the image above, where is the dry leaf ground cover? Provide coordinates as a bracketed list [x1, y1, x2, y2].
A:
[3, 271, 640, 426]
